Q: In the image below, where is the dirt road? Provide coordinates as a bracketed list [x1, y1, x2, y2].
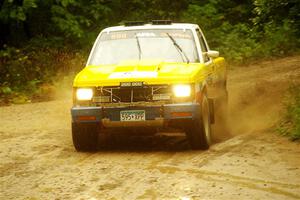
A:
[1, 56, 300, 200]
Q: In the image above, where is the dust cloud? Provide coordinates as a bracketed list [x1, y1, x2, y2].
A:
[228, 80, 281, 135]
[227, 56, 300, 136]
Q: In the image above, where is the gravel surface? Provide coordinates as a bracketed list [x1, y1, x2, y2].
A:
[1, 56, 300, 200]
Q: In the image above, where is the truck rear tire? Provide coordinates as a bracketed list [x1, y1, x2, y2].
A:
[186, 94, 212, 150]
[72, 122, 99, 151]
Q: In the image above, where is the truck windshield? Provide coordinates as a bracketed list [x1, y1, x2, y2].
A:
[88, 29, 199, 65]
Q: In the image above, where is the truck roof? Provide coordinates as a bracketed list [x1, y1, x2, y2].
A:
[102, 23, 200, 33]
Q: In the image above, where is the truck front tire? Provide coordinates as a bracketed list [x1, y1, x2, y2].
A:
[72, 122, 99, 151]
[213, 90, 231, 141]
[186, 94, 212, 150]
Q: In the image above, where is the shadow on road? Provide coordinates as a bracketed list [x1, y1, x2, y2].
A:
[97, 133, 191, 152]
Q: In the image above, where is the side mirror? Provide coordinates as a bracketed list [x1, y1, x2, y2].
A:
[207, 50, 219, 58]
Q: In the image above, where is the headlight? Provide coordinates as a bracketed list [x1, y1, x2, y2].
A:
[173, 84, 191, 97]
[76, 88, 93, 101]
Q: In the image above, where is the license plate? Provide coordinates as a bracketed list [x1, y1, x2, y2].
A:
[120, 110, 145, 121]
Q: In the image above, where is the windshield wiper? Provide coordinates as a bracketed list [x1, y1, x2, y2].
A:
[135, 34, 142, 60]
[166, 33, 190, 64]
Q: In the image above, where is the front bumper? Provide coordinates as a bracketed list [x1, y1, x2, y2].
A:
[71, 103, 200, 128]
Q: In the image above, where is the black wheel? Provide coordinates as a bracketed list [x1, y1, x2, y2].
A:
[72, 122, 99, 151]
[186, 94, 212, 150]
[213, 90, 231, 141]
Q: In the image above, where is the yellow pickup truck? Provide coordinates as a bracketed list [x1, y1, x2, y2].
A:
[71, 21, 228, 151]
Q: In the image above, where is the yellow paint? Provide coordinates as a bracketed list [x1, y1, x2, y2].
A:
[73, 58, 225, 87]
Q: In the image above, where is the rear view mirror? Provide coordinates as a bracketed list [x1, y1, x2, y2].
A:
[207, 50, 219, 58]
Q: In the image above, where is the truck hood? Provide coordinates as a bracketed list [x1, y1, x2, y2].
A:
[73, 60, 207, 87]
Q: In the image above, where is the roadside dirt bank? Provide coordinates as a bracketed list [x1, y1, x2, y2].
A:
[1, 56, 300, 199]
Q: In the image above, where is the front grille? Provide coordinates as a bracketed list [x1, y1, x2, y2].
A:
[93, 85, 172, 103]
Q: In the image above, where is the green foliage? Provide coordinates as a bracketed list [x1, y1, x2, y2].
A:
[253, 0, 300, 28]
[261, 20, 300, 56]
[0, 39, 86, 104]
[278, 85, 300, 140]
[1, 0, 298, 56]
[181, 0, 300, 63]
[0, 0, 37, 22]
